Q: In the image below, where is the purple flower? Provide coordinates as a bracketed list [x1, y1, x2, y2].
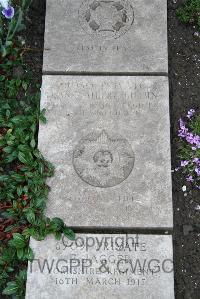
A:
[181, 160, 189, 167]
[178, 118, 188, 138]
[186, 175, 194, 182]
[179, 118, 185, 128]
[2, 5, 14, 19]
[184, 133, 200, 146]
[186, 133, 195, 144]
[193, 158, 200, 164]
[186, 109, 195, 119]
[178, 127, 188, 138]
[195, 167, 200, 176]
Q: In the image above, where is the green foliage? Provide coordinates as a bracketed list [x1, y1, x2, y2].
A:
[0, 1, 75, 298]
[177, 0, 200, 29]
[0, 67, 75, 298]
[178, 111, 200, 188]
[2, 270, 27, 297]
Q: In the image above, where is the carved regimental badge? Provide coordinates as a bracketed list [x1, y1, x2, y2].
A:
[78, 0, 134, 39]
[73, 130, 135, 188]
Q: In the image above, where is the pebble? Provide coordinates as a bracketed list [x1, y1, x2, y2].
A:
[182, 185, 187, 192]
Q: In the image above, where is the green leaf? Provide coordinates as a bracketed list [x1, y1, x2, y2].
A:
[17, 186, 23, 196]
[7, 267, 14, 273]
[18, 269, 27, 281]
[30, 123, 36, 133]
[17, 248, 24, 259]
[5, 225, 15, 232]
[3, 146, 13, 154]
[26, 209, 35, 224]
[11, 173, 25, 182]
[30, 138, 36, 148]
[63, 227, 75, 240]
[33, 149, 43, 159]
[1, 45, 7, 57]
[18, 151, 30, 164]
[51, 217, 64, 231]
[0, 175, 9, 182]
[5, 40, 13, 47]
[6, 109, 11, 117]
[11, 115, 23, 124]
[12, 233, 26, 249]
[22, 81, 28, 91]
[0, 139, 5, 146]
[25, 246, 34, 260]
[39, 109, 47, 123]
[55, 232, 62, 240]
[0, 75, 5, 81]
[2, 281, 19, 295]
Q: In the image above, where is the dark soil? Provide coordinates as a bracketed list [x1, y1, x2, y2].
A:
[12, 0, 200, 298]
[23, 0, 46, 79]
[168, 0, 200, 298]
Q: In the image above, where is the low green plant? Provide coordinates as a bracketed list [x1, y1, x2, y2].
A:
[177, 0, 200, 29]
[0, 1, 75, 298]
[177, 109, 200, 189]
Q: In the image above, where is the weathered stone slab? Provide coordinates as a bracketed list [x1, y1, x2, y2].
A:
[26, 234, 174, 299]
[43, 0, 168, 73]
[38, 76, 172, 229]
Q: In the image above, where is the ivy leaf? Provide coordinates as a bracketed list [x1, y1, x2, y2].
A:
[2, 281, 19, 295]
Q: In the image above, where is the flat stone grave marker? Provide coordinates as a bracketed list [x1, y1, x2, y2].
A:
[43, 0, 168, 73]
[38, 75, 172, 229]
[26, 234, 174, 299]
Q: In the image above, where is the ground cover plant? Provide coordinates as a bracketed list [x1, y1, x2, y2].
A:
[177, 109, 200, 189]
[0, 1, 75, 298]
[177, 0, 200, 29]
